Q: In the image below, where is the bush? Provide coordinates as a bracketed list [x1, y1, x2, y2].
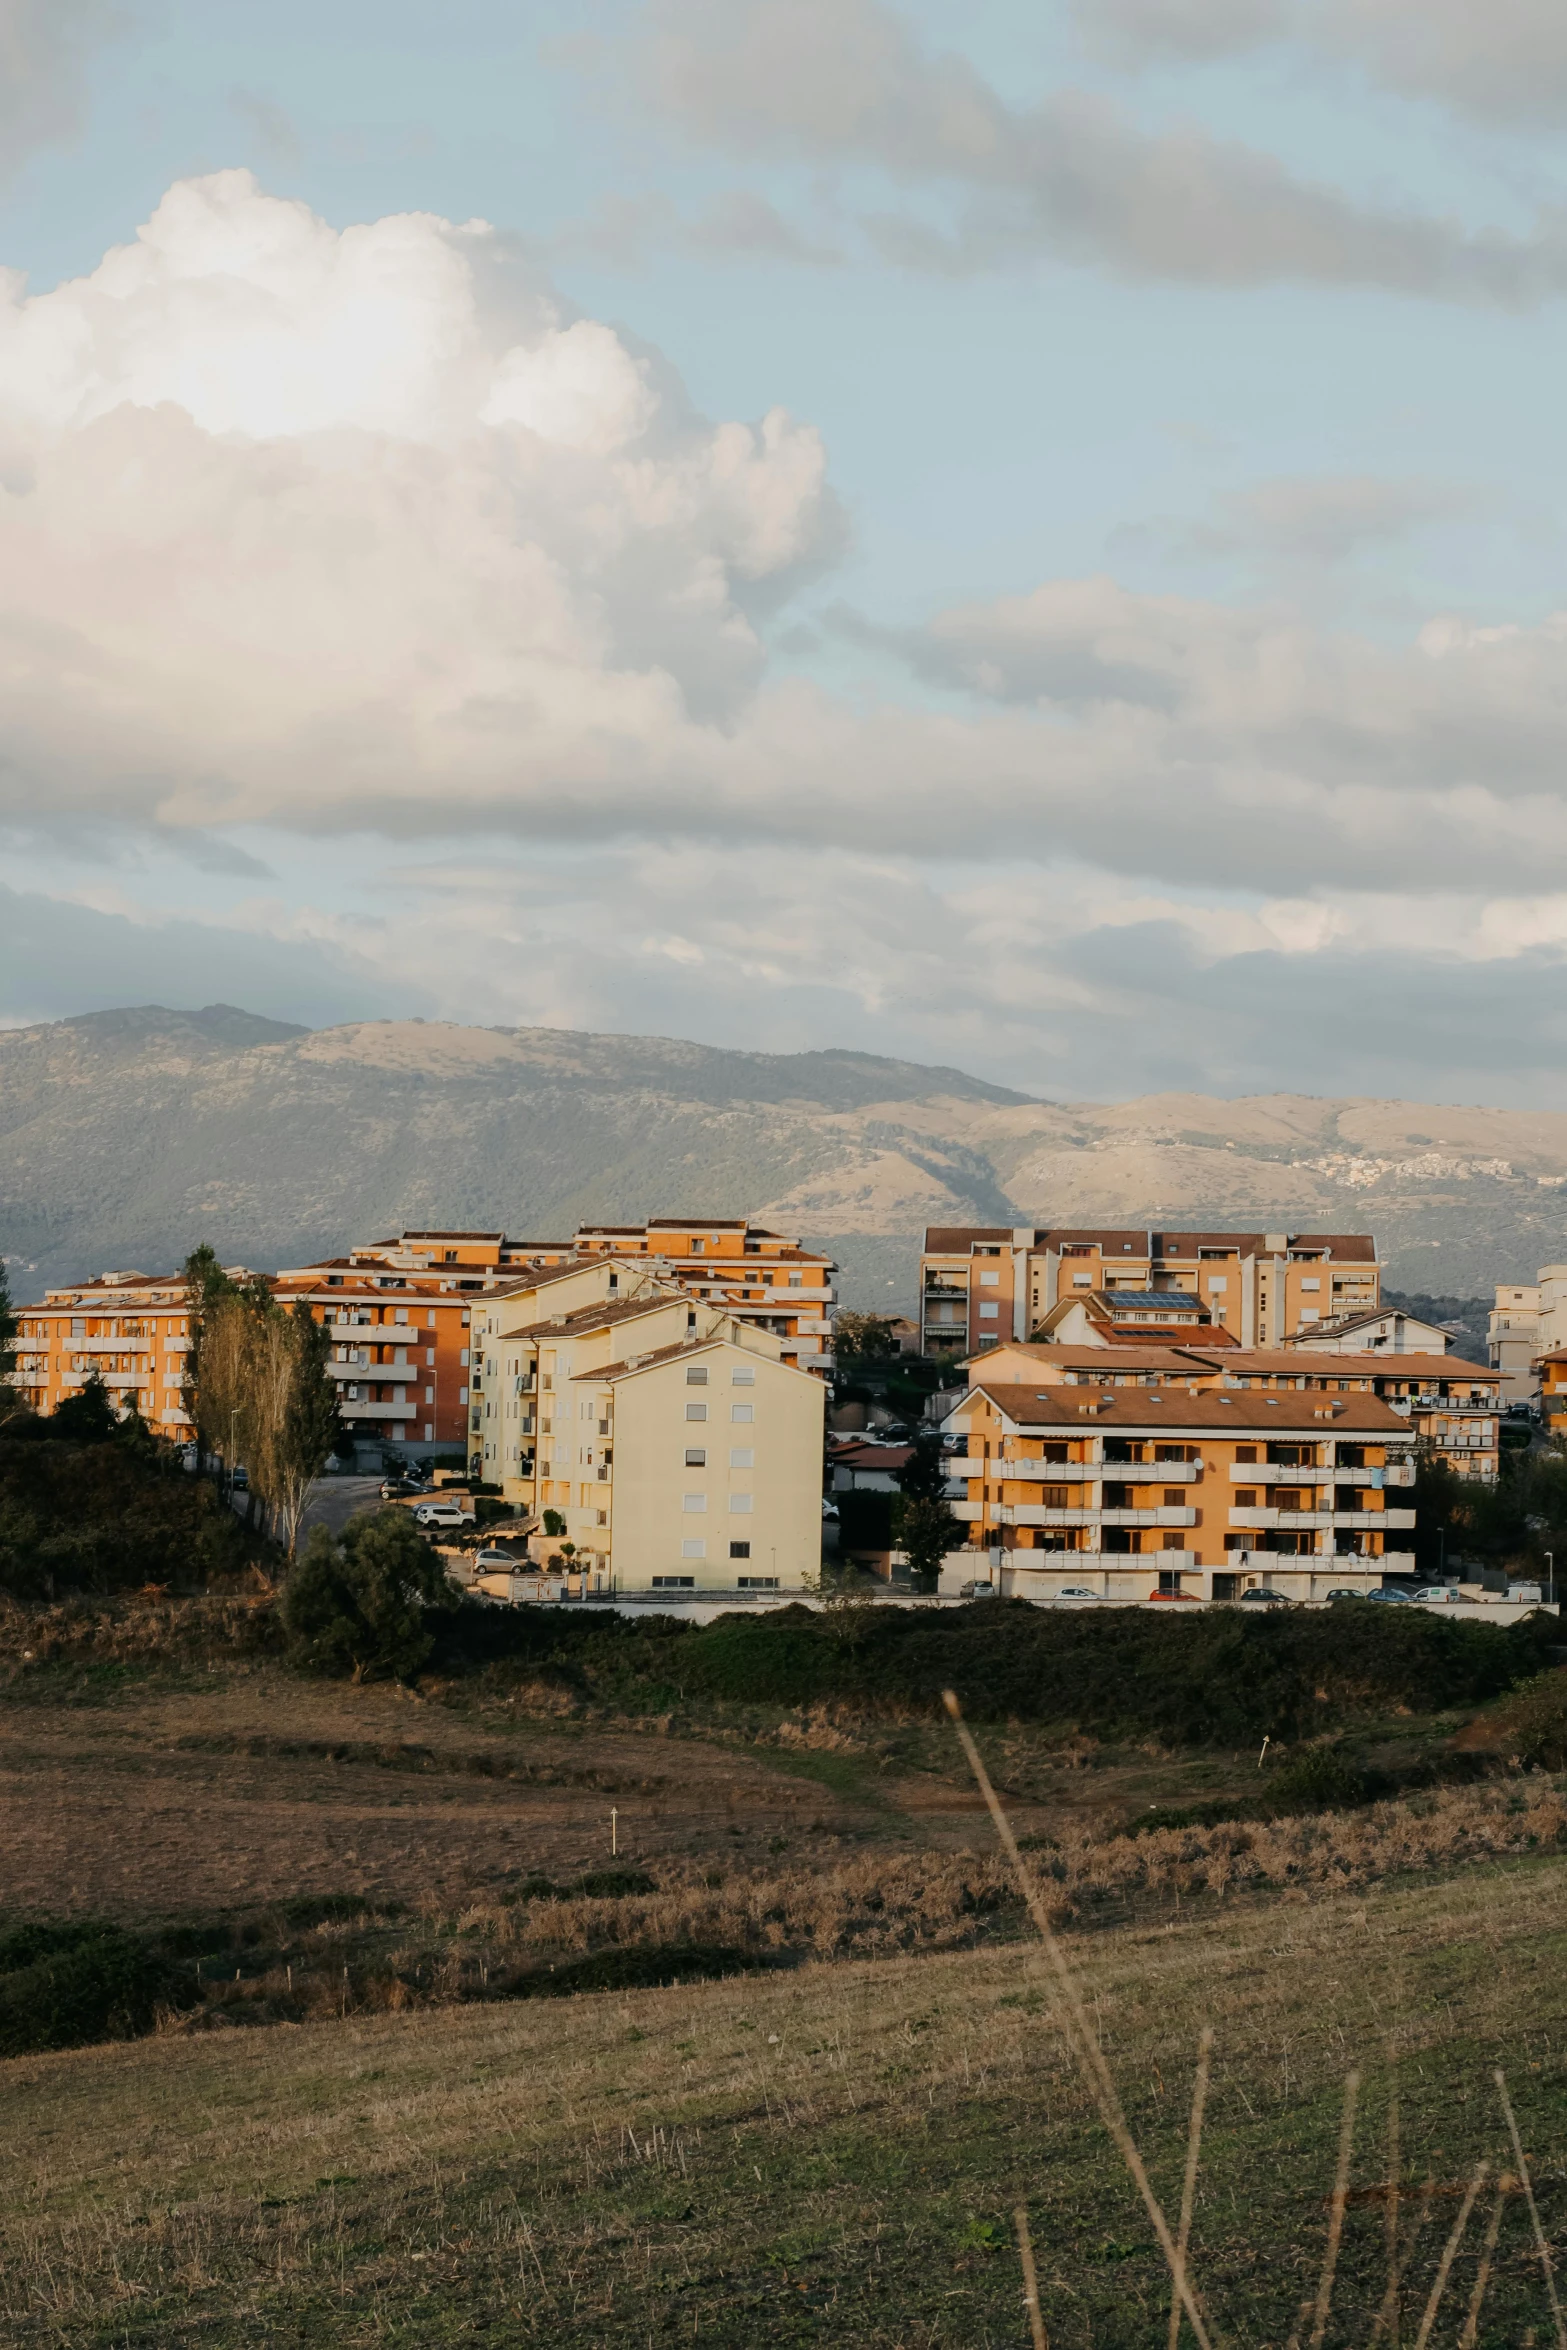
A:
[0, 1434, 251, 1600]
[283, 1507, 450, 1682]
[0, 1922, 194, 2055]
[1260, 1744, 1371, 1814]
[497, 1943, 756, 2000]
[1487, 1667, 1567, 1769]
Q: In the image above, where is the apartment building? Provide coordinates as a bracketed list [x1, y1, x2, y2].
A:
[304, 1218, 837, 1379]
[1490, 1282, 1542, 1409]
[920, 1227, 1380, 1355]
[571, 1219, 836, 1374]
[470, 1258, 823, 1594]
[948, 1379, 1416, 1603]
[11, 1270, 202, 1440]
[965, 1338, 1501, 1480]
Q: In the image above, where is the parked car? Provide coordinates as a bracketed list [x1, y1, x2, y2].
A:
[821, 1500, 839, 1522]
[958, 1578, 995, 1598]
[1508, 1582, 1544, 1604]
[229, 1465, 248, 1490]
[1053, 1585, 1101, 1601]
[473, 1548, 519, 1571]
[1412, 1585, 1461, 1604]
[415, 1499, 472, 1528]
[1148, 1587, 1199, 1601]
[380, 1477, 422, 1500]
[1324, 1587, 1370, 1602]
[1365, 1586, 1413, 1604]
[1238, 1586, 1290, 1605]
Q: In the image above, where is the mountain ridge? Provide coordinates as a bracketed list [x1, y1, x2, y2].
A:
[2, 1005, 1564, 1307]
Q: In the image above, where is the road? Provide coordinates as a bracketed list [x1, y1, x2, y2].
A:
[294, 1474, 385, 1545]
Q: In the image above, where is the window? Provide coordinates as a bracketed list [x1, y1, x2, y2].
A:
[978, 1270, 1001, 1287]
[1236, 1489, 1257, 1506]
[1040, 1485, 1070, 1508]
[732, 1364, 755, 1385]
[683, 1493, 707, 1512]
[1163, 1489, 1185, 1507]
[730, 1542, 752, 1560]
[787, 1273, 802, 1288]
[1235, 1445, 1257, 1462]
[729, 1447, 754, 1467]
[395, 1307, 408, 1323]
[1072, 1272, 1093, 1286]
[685, 1447, 707, 1467]
[731, 1403, 754, 1423]
[730, 1493, 754, 1514]
[656, 1573, 696, 1587]
[978, 1304, 999, 1320]
[1301, 1277, 1321, 1291]
[685, 1401, 708, 1422]
[691, 1239, 705, 1254]
[739, 1576, 779, 1589]
[686, 1365, 709, 1385]
[680, 1539, 705, 1560]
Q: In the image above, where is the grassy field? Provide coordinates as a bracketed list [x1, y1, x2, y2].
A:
[2, 1632, 1567, 2343]
[4, 1858, 1567, 2345]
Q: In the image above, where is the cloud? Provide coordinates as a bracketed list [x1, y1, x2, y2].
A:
[0, 169, 841, 834]
[0, 0, 107, 177]
[629, 0, 1567, 298]
[1075, 0, 1567, 125]
[1134, 472, 1476, 569]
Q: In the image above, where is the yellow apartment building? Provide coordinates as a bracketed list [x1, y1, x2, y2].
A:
[471, 1259, 823, 1594]
[921, 1226, 1380, 1355]
[571, 1219, 836, 1375]
[948, 1379, 1416, 1603]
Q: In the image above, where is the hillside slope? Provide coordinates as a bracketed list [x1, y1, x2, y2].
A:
[2, 1006, 1566, 1303]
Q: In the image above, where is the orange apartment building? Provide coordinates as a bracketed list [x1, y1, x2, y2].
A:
[12, 1270, 207, 1441]
[949, 1379, 1416, 1602]
[921, 1227, 1380, 1356]
[15, 1218, 836, 1467]
[965, 1333, 1501, 1482]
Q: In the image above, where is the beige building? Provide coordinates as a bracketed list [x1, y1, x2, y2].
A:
[1490, 1282, 1541, 1409]
[921, 1227, 1380, 1355]
[470, 1258, 824, 1595]
[948, 1378, 1416, 1604]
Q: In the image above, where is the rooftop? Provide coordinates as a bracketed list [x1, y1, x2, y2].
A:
[964, 1381, 1410, 1434]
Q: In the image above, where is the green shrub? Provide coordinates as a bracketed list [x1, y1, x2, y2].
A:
[0, 1923, 194, 2055]
[1260, 1745, 1371, 1814]
[1488, 1667, 1567, 1769]
[283, 1507, 450, 1682]
[497, 1943, 756, 1999]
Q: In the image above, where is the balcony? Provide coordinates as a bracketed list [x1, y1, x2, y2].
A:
[1229, 1507, 1416, 1532]
[1002, 1505, 1198, 1529]
[339, 1397, 418, 1422]
[923, 1283, 969, 1302]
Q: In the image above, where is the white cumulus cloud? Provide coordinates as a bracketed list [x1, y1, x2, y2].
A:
[0, 170, 838, 834]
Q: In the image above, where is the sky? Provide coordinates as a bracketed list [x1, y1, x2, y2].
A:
[5, 0, 1567, 1105]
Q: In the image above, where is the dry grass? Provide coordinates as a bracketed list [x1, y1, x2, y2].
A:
[2, 1856, 1565, 2344]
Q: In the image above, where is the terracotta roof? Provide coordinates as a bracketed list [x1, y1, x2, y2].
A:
[961, 1381, 1410, 1434]
[492, 1295, 684, 1342]
[925, 1226, 1378, 1262]
[574, 1337, 808, 1384]
[834, 1444, 913, 1469]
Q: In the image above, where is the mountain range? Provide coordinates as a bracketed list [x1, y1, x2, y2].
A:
[2, 1004, 1566, 1311]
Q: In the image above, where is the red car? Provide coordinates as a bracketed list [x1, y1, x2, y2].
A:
[1148, 1587, 1200, 1601]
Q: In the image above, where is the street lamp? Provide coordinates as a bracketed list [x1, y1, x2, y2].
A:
[1547, 1550, 1556, 1609]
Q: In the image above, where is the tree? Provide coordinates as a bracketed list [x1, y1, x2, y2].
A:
[834, 1313, 899, 1371]
[892, 1434, 959, 1590]
[51, 1371, 120, 1444]
[891, 1494, 960, 1591]
[0, 1261, 20, 1431]
[244, 1299, 340, 1556]
[282, 1507, 449, 1681]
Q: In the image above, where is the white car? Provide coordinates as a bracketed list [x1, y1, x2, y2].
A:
[473, 1548, 518, 1571]
[1053, 1585, 1102, 1601]
[1411, 1585, 1461, 1603]
[415, 1499, 472, 1528]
